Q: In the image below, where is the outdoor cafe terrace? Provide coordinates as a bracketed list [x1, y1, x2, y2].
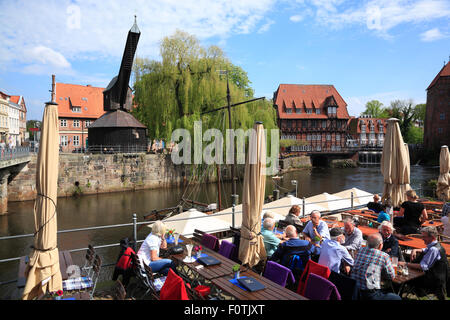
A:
[1, 188, 448, 301]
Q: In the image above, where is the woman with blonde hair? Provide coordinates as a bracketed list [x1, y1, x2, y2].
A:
[137, 220, 175, 275]
[393, 189, 428, 235]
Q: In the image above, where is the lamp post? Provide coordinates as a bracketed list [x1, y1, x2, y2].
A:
[291, 180, 298, 198]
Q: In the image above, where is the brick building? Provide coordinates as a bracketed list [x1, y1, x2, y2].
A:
[348, 116, 387, 147]
[56, 83, 106, 152]
[424, 61, 450, 150]
[10, 95, 27, 145]
[273, 84, 351, 153]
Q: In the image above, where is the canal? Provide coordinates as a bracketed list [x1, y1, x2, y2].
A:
[0, 165, 440, 296]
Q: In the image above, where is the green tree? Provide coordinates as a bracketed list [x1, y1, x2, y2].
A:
[132, 30, 277, 156]
[387, 99, 417, 138]
[362, 100, 389, 118]
[413, 103, 426, 122]
[405, 126, 424, 144]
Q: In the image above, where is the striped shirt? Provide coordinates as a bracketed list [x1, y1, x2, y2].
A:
[351, 246, 395, 290]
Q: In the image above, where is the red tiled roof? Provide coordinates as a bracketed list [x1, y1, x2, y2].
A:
[274, 84, 350, 120]
[56, 83, 106, 119]
[427, 61, 450, 90]
[10, 95, 20, 104]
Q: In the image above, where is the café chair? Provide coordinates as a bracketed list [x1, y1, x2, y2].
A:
[262, 261, 295, 288]
[81, 244, 95, 277]
[62, 254, 102, 300]
[328, 271, 358, 300]
[159, 268, 189, 300]
[304, 273, 341, 300]
[296, 260, 331, 296]
[113, 280, 127, 300]
[218, 240, 237, 260]
[129, 252, 165, 300]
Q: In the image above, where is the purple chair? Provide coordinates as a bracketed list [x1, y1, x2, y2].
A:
[304, 273, 341, 300]
[201, 233, 219, 251]
[217, 240, 237, 260]
[263, 261, 296, 287]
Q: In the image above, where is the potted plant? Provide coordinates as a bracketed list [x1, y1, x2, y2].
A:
[166, 229, 175, 240]
[232, 264, 241, 279]
[52, 290, 64, 300]
[194, 245, 203, 258]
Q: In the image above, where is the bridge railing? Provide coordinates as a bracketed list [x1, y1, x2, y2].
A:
[0, 147, 30, 161]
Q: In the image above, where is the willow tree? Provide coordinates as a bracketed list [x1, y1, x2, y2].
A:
[132, 30, 277, 158]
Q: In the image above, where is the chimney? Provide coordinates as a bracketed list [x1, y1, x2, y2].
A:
[51, 74, 56, 102]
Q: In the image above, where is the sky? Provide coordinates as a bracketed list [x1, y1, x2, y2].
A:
[0, 0, 449, 121]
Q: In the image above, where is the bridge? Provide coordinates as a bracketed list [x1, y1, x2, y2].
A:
[0, 147, 31, 214]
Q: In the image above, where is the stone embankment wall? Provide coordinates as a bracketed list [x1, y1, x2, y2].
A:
[8, 153, 239, 202]
[280, 156, 312, 171]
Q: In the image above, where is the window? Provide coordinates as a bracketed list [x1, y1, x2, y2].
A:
[60, 135, 68, 146]
[72, 107, 81, 113]
[326, 134, 331, 141]
[315, 109, 321, 114]
[440, 113, 445, 120]
[336, 134, 341, 141]
[73, 136, 80, 146]
[322, 121, 327, 128]
[438, 128, 443, 134]
[286, 108, 292, 114]
[73, 120, 80, 128]
[306, 109, 313, 114]
[85, 120, 91, 127]
[295, 108, 302, 114]
[60, 119, 67, 127]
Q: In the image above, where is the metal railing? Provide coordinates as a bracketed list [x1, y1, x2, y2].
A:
[87, 145, 147, 154]
[0, 147, 30, 161]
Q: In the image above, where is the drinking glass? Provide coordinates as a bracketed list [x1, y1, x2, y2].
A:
[174, 233, 180, 245]
[391, 256, 398, 274]
[186, 244, 193, 258]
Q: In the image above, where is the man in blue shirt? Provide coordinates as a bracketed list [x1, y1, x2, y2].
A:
[318, 228, 354, 274]
[302, 210, 330, 246]
[271, 225, 320, 277]
[400, 226, 449, 300]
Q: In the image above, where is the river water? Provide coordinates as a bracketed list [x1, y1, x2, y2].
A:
[0, 165, 439, 294]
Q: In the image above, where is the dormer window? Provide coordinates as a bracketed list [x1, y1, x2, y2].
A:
[295, 108, 302, 114]
[315, 109, 321, 114]
[72, 107, 81, 113]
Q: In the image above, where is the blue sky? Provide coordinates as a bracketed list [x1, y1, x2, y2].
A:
[0, 0, 449, 120]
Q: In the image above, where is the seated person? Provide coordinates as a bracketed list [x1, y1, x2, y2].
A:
[399, 226, 449, 300]
[376, 204, 391, 223]
[137, 220, 175, 275]
[271, 225, 320, 277]
[367, 194, 384, 213]
[318, 227, 354, 274]
[261, 218, 283, 257]
[351, 233, 400, 300]
[342, 218, 363, 253]
[283, 205, 302, 227]
[378, 221, 400, 259]
[393, 189, 428, 235]
[302, 210, 330, 246]
[263, 211, 275, 220]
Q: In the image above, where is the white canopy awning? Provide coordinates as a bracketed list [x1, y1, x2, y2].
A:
[158, 208, 230, 237]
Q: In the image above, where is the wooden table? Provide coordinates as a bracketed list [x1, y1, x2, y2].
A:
[323, 220, 379, 237]
[390, 267, 425, 296]
[211, 271, 307, 300]
[397, 236, 450, 257]
[17, 250, 73, 288]
[170, 235, 307, 300]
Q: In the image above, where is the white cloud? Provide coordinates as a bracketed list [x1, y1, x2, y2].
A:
[420, 28, 447, 42]
[290, 15, 304, 22]
[258, 19, 275, 33]
[289, 0, 450, 38]
[0, 0, 276, 70]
